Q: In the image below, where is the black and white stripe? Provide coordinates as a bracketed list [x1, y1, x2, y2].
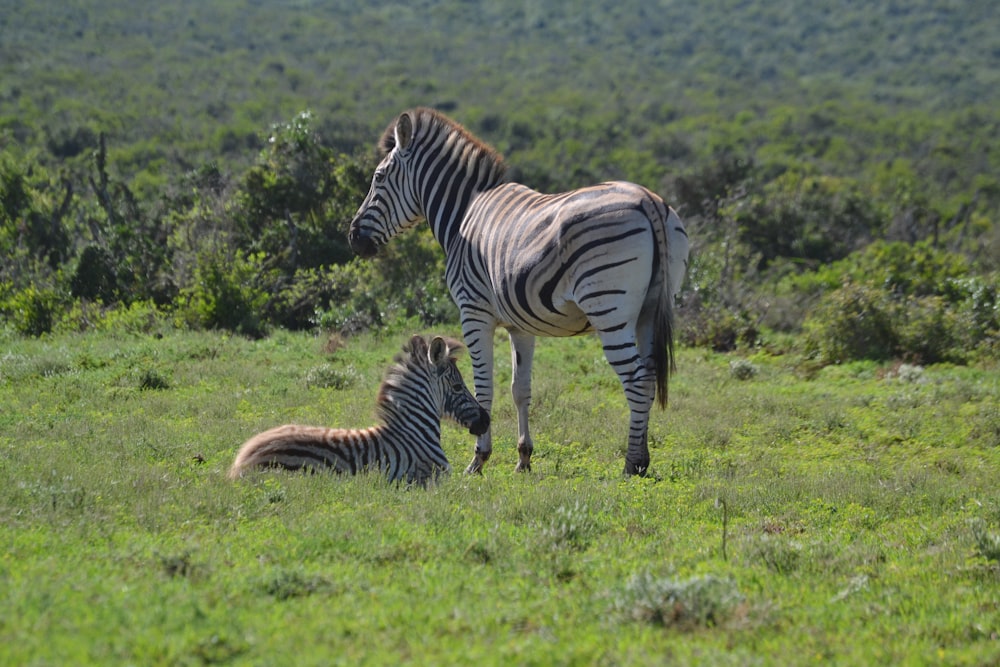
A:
[349, 108, 689, 476]
[228, 335, 490, 484]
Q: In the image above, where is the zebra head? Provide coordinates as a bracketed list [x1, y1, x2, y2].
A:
[348, 111, 423, 258]
[424, 335, 491, 437]
[428, 336, 490, 435]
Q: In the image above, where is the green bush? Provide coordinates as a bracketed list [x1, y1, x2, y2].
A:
[1, 284, 65, 337]
[312, 227, 457, 335]
[802, 282, 897, 363]
[971, 520, 1000, 563]
[175, 250, 269, 337]
[802, 280, 993, 365]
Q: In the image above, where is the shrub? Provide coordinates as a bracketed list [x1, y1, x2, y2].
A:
[729, 359, 758, 380]
[679, 304, 760, 352]
[70, 245, 119, 303]
[175, 250, 269, 337]
[2, 284, 65, 337]
[802, 282, 897, 363]
[803, 280, 990, 365]
[540, 501, 596, 552]
[893, 295, 967, 364]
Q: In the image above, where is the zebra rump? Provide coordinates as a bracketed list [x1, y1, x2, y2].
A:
[228, 335, 489, 484]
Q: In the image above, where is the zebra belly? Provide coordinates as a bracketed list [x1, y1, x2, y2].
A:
[493, 292, 594, 336]
[487, 226, 655, 337]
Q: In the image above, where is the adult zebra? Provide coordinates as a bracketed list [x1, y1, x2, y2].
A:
[348, 108, 689, 476]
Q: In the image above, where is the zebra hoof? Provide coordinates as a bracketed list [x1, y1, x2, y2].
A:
[623, 462, 649, 477]
[465, 452, 489, 475]
[514, 460, 531, 473]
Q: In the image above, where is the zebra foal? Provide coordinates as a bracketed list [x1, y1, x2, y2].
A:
[228, 335, 489, 484]
[348, 108, 689, 477]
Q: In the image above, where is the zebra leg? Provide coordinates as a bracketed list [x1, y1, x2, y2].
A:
[598, 330, 656, 477]
[464, 321, 496, 474]
[508, 330, 535, 472]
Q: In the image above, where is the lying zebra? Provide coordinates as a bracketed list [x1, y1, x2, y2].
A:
[228, 335, 489, 484]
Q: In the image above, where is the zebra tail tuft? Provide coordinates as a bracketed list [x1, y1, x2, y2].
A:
[653, 284, 673, 409]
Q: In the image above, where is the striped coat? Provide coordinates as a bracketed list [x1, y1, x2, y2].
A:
[228, 335, 489, 484]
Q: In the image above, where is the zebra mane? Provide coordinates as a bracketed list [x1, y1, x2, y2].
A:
[374, 335, 465, 422]
[378, 107, 508, 181]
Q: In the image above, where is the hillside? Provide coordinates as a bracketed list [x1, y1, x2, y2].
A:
[2, 0, 998, 194]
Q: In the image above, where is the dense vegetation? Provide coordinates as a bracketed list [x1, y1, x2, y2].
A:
[2, 0, 998, 363]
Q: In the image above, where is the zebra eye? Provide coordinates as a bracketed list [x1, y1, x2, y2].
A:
[451, 381, 464, 391]
[373, 170, 386, 184]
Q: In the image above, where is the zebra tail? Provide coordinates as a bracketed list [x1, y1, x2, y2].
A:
[651, 205, 677, 410]
[227, 425, 340, 479]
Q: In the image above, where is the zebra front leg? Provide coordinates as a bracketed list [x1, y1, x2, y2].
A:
[509, 330, 536, 472]
[464, 320, 496, 474]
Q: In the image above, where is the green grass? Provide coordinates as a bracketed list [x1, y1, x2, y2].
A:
[1, 328, 998, 665]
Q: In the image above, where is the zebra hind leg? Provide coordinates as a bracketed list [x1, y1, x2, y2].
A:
[599, 334, 656, 477]
[509, 331, 535, 472]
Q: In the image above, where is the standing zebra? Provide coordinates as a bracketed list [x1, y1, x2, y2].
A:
[348, 108, 689, 477]
[228, 335, 490, 484]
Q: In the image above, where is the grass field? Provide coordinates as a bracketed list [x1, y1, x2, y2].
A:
[1, 326, 998, 665]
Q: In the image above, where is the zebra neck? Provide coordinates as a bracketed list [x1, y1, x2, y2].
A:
[422, 156, 504, 251]
[381, 414, 442, 444]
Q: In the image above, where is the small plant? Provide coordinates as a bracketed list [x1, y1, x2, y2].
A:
[540, 501, 596, 552]
[729, 358, 758, 381]
[256, 568, 332, 601]
[971, 520, 1000, 563]
[890, 363, 925, 384]
[159, 550, 201, 578]
[613, 572, 745, 630]
[137, 367, 170, 391]
[747, 534, 803, 574]
[305, 362, 360, 389]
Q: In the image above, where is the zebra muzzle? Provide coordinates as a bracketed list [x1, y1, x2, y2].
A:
[348, 226, 379, 258]
[468, 409, 490, 436]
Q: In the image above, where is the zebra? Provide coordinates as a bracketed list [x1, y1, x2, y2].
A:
[228, 334, 490, 484]
[348, 108, 689, 477]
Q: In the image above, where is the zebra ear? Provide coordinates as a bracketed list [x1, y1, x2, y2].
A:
[429, 336, 448, 366]
[395, 112, 414, 151]
[408, 334, 428, 358]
